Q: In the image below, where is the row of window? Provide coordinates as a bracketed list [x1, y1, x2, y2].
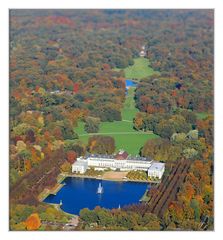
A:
[89, 162, 149, 170]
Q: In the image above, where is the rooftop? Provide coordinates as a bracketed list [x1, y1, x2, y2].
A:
[78, 151, 153, 162]
[148, 162, 165, 171]
[115, 150, 129, 160]
[86, 154, 115, 159]
[74, 161, 88, 167]
[127, 155, 152, 162]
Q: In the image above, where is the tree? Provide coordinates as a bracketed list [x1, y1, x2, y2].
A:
[64, 142, 86, 156]
[25, 129, 36, 143]
[11, 221, 26, 230]
[180, 109, 197, 125]
[133, 112, 145, 130]
[60, 161, 71, 173]
[166, 202, 184, 225]
[25, 213, 41, 230]
[190, 199, 201, 222]
[18, 149, 31, 162]
[66, 150, 77, 164]
[197, 115, 213, 144]
[141, 138, 182, 162]
[155, 120, 176, 139]
[96, 107, 122, 122]
[179, 182, 195, 203]
[13, 123, 31, 136]
[10, 168, 19, 186]
[171, 132, 187, 143]
[187, 130, 198, 140]
[52, 126, 63, 140]
[73, 83, 79, 93]
[97, 208, 114, 227]
[84, 116, 100, 133]
[166, 222, 177, 230]
[170, 115, 191, 133]
[16, 140, 27, 153]
[183, 148, 198, 159]
[79, 208, 98, 224]
[141, 213, 160, 230]
[88, 136, 115, 154]
[61, 120, 79, 140]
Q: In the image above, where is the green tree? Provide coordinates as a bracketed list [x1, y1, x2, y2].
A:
[155, 120, 175, 139]
[79, 208, 98, 224]
[171, 132, 187, 143]
[10, 168, 19, 186]
[183, 148, 198, 159]
[84, 116, 100, 133]
[142, 213, 160, 230]
[190, 199, 201, 222]
[13, 123, 32, 136]
[96, 208, 114, 226]
[187, 130, 198, 140]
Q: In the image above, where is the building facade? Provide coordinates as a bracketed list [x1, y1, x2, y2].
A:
[72, 150, 165, 179]
[147, 162, 165, 179]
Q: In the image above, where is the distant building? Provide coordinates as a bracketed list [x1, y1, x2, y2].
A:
[139, 50, 146, 57]
[72, 161, 88, 174]
[50, 90, 61, 94]
[49, 89, 73, 96]
[147, 162, 165, 179]
[139, 45, 146, 57]
[72, 150, 165, 179]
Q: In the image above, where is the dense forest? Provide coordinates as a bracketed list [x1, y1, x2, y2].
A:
[9, 9, 213, 231]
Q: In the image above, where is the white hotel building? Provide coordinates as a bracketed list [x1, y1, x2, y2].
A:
[72, 150, 165, 179]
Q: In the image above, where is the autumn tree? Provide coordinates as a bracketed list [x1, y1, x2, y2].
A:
[66, 150, 77, 164]
[88, 136, 115, 154]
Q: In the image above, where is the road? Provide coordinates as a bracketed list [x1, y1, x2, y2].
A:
[79, 131, 153, 137]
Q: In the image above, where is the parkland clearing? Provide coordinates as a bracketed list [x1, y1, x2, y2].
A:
[74, 58, 159, 155]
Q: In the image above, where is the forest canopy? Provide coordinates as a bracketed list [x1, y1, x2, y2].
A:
[9, 9, 213, 231]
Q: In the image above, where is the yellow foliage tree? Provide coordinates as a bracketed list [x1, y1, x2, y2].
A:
[37, 115, 44, 128]
[61, 161, 71, 173]
[16, 140, 27, 153]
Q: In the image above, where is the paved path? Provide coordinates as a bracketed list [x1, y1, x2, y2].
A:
[79, 131, 152, 137]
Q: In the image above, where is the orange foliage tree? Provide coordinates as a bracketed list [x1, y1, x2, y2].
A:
[25, 213, 41, 230]
[66, 150, 77, 164]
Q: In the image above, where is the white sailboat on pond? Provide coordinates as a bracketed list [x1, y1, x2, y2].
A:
[97, 182, 103, 194]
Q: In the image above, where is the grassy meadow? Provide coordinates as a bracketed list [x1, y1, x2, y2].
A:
[76, 133, 158, 155]
[122, 87, 139, 121]
[115, 57, 159, 80]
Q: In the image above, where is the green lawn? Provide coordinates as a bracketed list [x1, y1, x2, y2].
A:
[115, 57, 159, 80]
[74, 116, 158, 155]
[75, 121, 136, 135]
[77, 132, 158, 156]
[122, 87, 139, 121]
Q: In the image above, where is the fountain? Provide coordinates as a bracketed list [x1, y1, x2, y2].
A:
[97, 182, 103, 194]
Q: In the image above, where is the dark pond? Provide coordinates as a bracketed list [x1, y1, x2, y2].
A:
[44, 177, 149, 215]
